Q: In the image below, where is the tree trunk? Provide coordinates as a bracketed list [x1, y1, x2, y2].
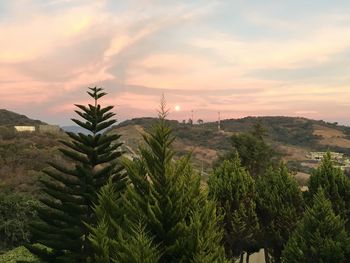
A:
[274, 248, 282, 263]
[240, 253, 244, 263]
[246, 253, 250, 263]
[264, 247, 270, 263]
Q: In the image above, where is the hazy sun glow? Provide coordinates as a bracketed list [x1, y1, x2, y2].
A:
[175, 105, 181, 112]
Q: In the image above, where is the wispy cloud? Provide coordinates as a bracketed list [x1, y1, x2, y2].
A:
[0, 0, 350, 125]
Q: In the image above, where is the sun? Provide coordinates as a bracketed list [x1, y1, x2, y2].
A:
[174, 105, 181, 112]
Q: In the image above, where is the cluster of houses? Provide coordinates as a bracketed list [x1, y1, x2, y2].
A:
[306, 151, 350, 171]
[14, 125, 61, 134]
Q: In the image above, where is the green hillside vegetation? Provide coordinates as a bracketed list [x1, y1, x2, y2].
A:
[1, 111, 350, 196]
[113, 116, 350, 153]
[109, 116, 350, 175]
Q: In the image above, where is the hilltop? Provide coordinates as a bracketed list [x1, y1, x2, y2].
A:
[0, 109, 45, 126]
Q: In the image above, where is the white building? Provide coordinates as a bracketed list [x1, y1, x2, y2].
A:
[14, 126, 36, 132]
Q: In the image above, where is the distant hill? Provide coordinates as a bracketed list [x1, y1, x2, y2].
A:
[2, 110, 350, 194]
[61, 125, 91, 134]
[110, 116, 350, 173]
[0, 109, 45, 126]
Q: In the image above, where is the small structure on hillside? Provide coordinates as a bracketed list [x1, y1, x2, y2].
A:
[14, 126, 35, 132]
[307, 151, 344, 162]
[306, 151, 350, 171]
[38, 125, 60, 134]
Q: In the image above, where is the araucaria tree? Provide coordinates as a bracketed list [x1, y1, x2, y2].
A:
[208, 153, 259, 261]
[307, 152, 350, 231]
[27, 87, 126, 262]
[255, 163, 304, 263]
[282, 188, 350, 262]
[123, 99, 227, 262]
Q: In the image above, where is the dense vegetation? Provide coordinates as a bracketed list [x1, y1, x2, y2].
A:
[1, 89, 350, 262]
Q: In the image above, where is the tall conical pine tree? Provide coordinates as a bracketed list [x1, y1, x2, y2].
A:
[307, 151, 350, 231]
[27, 87, 126, 262]
[208, 153, 260, 260]
[123, 97, 227, 262]
[282, 188, 350, 263]
[88, 180, 158, 263]
[255, 163, 304, 263]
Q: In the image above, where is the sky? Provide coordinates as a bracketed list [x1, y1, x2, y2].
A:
[1, 0, 350, 125]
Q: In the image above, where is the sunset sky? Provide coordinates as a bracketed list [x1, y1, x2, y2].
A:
[1, 0, 350, 125]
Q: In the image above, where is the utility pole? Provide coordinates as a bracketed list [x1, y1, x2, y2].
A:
[218, 111, 221, 131]
[191, 110, 194, 125]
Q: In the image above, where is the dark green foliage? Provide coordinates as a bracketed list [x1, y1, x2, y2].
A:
[124, 100, 227, 262]
[256, 163, 304, 262]
[307, 152, 350, 230]
[89, 185, 160, 263]
[116, 223, 161, 263]
[217, 116, 321, 147]
[208, 154, 259, 260]
[89, 184, 160, 263]
[27, 87, 126, 262]
[88, 180, 129, 263]
[282, 189, 350, 263]
[0, 190, 39, 252]
[228, 126, 277, 177]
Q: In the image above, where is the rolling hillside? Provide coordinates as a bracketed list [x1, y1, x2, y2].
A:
[1, 109, 350, 193]
[110, 116, 350, 174]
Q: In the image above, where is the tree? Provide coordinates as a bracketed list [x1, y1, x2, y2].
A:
[123, 98, 227, 262]
[0, 189, 39, 251]
[208, 153, 259, 261]
[255, 163, 304, 263]
[27, 87, 126, 262]
[197, 119, 204, 125]
[251, 122, 266, 140]
[307, 152, 350, 231]
[88, 181, 159, 263]
[224, 123, 277, 177]
[282, 188, 350, 263]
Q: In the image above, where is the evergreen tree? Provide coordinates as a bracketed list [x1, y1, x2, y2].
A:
[307, 152, 350, 230]
[89, 180, 159, 263]
[219, 123, 277, 177]
[27, 87, 126, 262]
[123, 98, 227, 262]
[256, 163, 304, 263]
[282, 188, 350, 263]
[208, 153, 259, 261]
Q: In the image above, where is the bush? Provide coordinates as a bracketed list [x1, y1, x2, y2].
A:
[0, 189, 39, 252]
[0, 246, 41, 263]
